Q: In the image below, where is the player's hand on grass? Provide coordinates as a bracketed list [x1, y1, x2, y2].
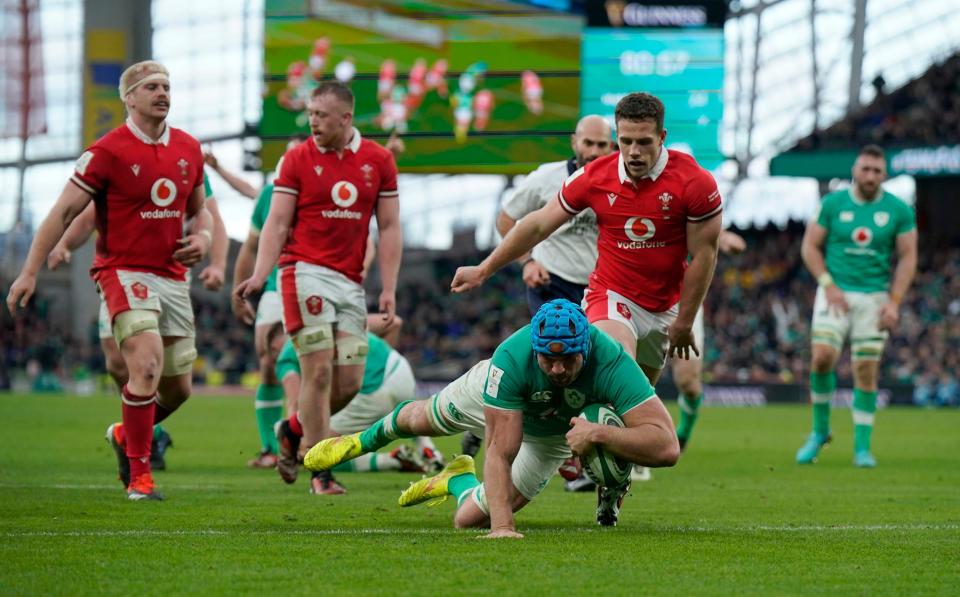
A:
[234, 274, 266, 300]
[6, 273, 37, 314]
[173, 234, 209, 266]
[479, 529, 524, 539]
[199, 264, 225, 291]
[878, 300, 900, 332]
[451, 265, 487, 293]
[668, 321, 699, 360]
[566, 417, 597, 456]
[824, 284, 849, 316]
[521, 260, 551, 289]
[46, 245, 71, 270]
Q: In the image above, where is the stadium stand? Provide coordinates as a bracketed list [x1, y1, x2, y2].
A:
[794, 52, 960, 150]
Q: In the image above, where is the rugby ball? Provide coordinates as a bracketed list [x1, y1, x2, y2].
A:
[578, 403, 631, 488]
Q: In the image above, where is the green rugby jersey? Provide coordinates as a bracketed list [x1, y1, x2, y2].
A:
[817, 189, 915, 292]
[274, 333, 393, 395]
[250, 183, 278, 292]
[483, 325, 655, 437]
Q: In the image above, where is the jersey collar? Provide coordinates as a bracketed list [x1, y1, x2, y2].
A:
[126, 117, 170, 146]
[847, 186, 882, 205]
[314, 127, 362, 154]
[617, 147, 669, 186]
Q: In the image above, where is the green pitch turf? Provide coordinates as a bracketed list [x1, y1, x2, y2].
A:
[1, 393, 957, 595]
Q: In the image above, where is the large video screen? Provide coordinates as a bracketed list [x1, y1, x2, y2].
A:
[581, 28, 724, 170]
[262, 1, 582, 174]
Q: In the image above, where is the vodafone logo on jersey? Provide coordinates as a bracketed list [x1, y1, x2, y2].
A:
[617, 217, 666, 249]
[150, 178, 178, 207]
[624, 217, 655, 242]
[140, 177, 182, 220]
[852, 226, 873, 247]
[322, 181, 362, 220]
[331, 181, 358, 208]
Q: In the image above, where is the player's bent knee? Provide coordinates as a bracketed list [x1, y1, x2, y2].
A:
[156, 383, 191, 412]
[162, 337, 197, 377]
[113, 309, 160, 345]
[293, 324, 335, 356]
[334, 334, 369, 367]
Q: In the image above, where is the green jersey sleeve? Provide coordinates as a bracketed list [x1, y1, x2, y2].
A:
[483, 327, 533, 411]
[203, 173, 213, 201]
[894, 196, 916, 236]
[251, 183, 274, 233]
[816, 192, 838, 229]
[274, 339, 300, 381]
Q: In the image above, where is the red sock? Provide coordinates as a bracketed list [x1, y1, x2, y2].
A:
[122, 385, 157, 482]
[288, 413, 303, 437]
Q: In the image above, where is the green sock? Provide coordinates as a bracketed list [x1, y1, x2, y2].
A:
[255, 384, 284, 453]
[448, 473, 481, 506]
[676, 393, 703, 442]
[152, 424, 165, 440]
[359, 401, 415, 452]
[852, 388, 877, 453]
[333, 453, 402, 473]
[810, 371, 836, 437]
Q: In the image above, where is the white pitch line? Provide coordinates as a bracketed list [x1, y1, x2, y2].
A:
[1, 524, 956, 539]
[0, 483, 223, 491]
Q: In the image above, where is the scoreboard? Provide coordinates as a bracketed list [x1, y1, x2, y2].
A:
[580, 27, 725, 170]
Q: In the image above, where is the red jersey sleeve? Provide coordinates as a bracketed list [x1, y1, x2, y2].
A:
[273, 147, 301, 197]
[557, 166, 590, 215]
[70, 146, 114, 196]
[378, 152, 399, 200]
[684, 168, 723, 222]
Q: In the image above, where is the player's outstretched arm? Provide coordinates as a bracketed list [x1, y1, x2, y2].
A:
[236, 190, 294, 298]
[801, 219, 848, 314]
[230, 231, 259, 324]
[718, 230, 746, 255]
[47, 202, 96, 270]
[880, 229, 918, 331]
[6, 181, 92, 313]
[451, 198, 570, 293]
[568, 398, 679, 468]
[670, 215, 721, 359]
[204, 150, 258, 199]
[375, 195, 402, 324]
[198, 197, 228, 290]
[481, 406, 524, 538]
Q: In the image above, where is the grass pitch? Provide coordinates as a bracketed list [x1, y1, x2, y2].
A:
[1, 393, 957, 595]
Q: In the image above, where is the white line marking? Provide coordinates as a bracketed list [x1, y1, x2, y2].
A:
[0, 483, 221, 491]
[1, 524, 955, 539]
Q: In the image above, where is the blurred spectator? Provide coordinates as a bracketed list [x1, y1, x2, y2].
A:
[4, 226, 960, 406]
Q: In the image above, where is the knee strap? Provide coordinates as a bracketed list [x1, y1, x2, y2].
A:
[113, 309, 160, 345]
[293, 323, 335, 356]
[334, 333, 369, 366]
[162, 337, 197, 377]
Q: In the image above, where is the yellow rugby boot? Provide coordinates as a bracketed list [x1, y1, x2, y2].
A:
[398, 455, 475, 507]
[303, 433, 364, 472]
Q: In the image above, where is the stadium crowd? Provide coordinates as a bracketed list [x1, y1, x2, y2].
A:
[3, 228, 959, 407]
[795, 52, 960, 150]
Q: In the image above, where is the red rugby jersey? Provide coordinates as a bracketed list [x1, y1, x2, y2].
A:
[71, 119, 204, 281]
[272, 128, 399, 283]
[558, 149, 721, 312]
